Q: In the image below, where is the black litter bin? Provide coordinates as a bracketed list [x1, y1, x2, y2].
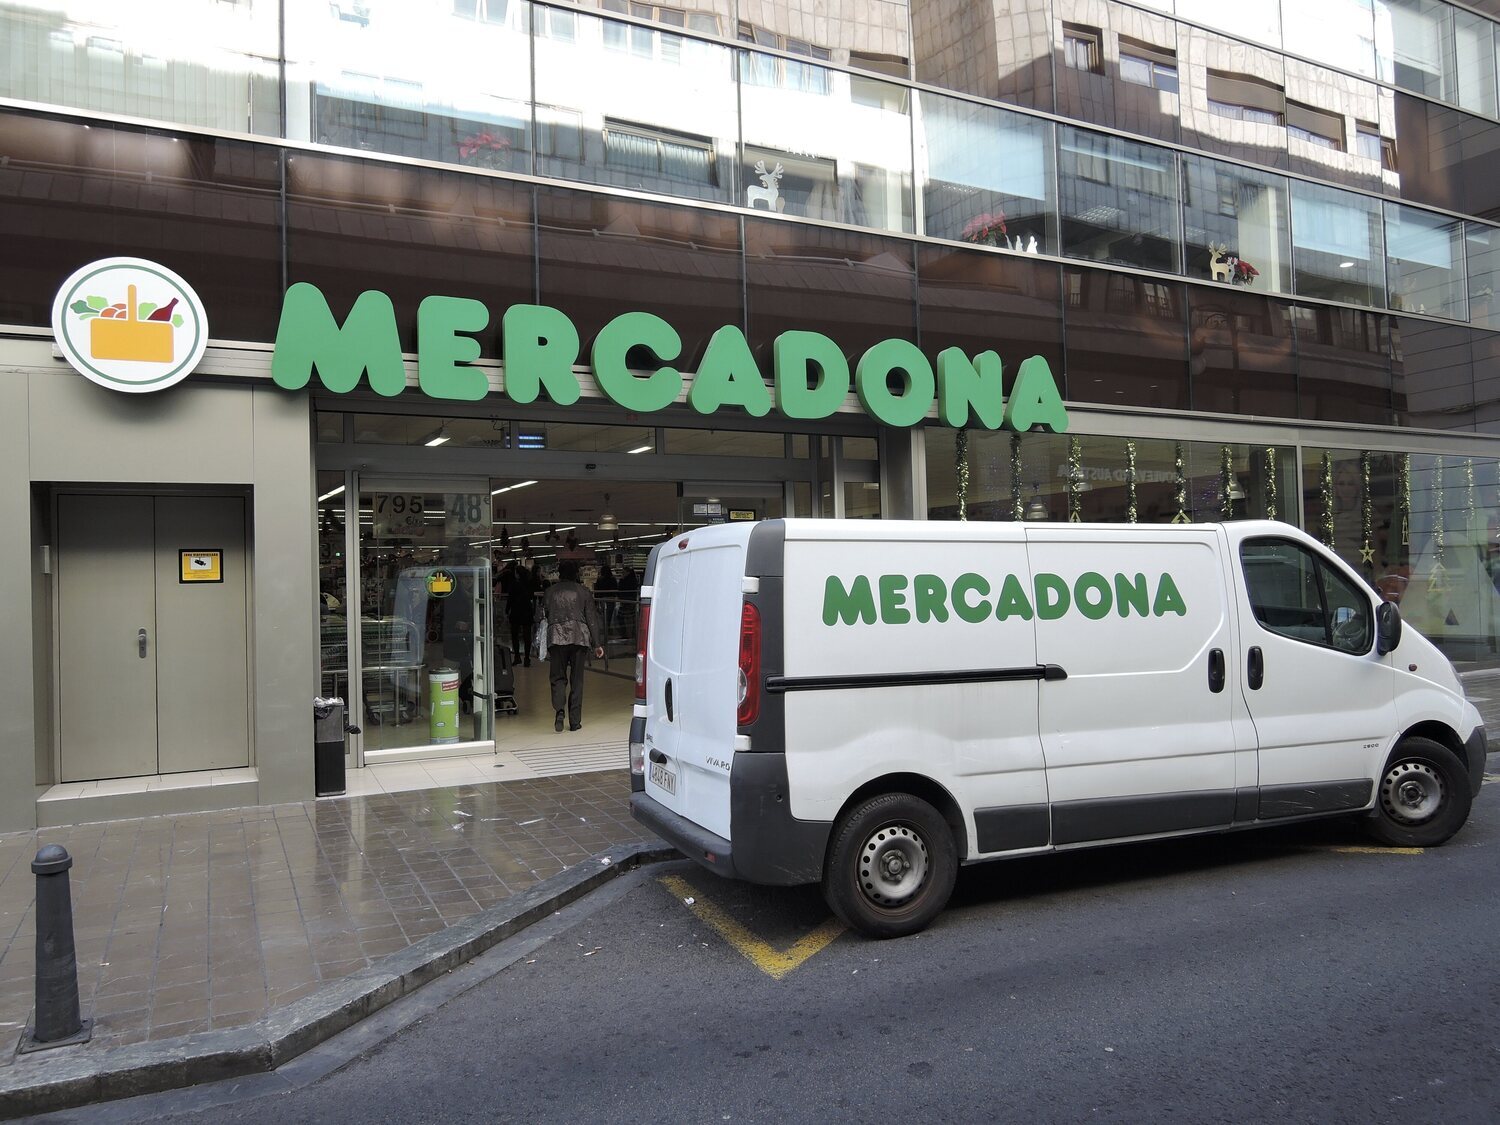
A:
[314, 697, 349, 796]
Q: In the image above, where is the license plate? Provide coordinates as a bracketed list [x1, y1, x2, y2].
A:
[649, 761, 677, 795]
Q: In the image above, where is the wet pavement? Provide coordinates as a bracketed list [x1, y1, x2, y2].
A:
[0, 772, 652, 1052]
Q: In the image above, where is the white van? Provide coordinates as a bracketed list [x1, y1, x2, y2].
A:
[628, 519, 1485, 938]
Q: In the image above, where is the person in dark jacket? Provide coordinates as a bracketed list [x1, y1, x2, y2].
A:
[543, 559, 605, 732]
[507, 559, 537, 666]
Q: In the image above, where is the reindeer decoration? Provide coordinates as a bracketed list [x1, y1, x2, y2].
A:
[1209, 242, 1233, 283]
[746, 160, 784, 212]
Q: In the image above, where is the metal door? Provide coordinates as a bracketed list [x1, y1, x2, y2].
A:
[57, 495, 159, 782]
[154, 497, 249, 773]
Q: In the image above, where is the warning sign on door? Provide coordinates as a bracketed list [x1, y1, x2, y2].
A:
[179, 549, 223, 583]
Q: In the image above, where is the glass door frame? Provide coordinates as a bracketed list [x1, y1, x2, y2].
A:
[345, 472, 496, 766]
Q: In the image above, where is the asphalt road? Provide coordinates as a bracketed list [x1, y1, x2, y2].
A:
[138, 769, 1500, 1124]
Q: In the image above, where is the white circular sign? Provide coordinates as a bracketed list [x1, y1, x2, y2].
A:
[51, 257, 209, 393]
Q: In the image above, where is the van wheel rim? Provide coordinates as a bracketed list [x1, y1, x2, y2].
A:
[1381, 761, 1443, 824]
[858, 825, 928, 907]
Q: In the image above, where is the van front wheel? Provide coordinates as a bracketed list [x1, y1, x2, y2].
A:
[1365, 737, 1472, 848]
[823, 793, 957, 939]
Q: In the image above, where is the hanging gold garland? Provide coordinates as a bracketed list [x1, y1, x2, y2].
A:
[1264, 447, 1278, 518]
[955, 427, 969, 522]
[1360, 452, 1374, 568]
[1068, 436, 1083, 522]
[1319, 451, 1335, 547]
[1433, 455, 1445, 565]
[1172, 441, 1189, 523]
[1399, 453, 1411, 548]
[1010, 432, 1023, 521]
[1220, 445, 1234, 520]
[1465, 457, 1476, 540]
[1126, 439, 1138, 524]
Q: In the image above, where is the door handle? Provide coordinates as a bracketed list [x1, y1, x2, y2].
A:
[1247, 646, 1264, 690]
[1208, 648, 1225, 693]
[649, 749, 667, 765]
[137, 628, 148, 659]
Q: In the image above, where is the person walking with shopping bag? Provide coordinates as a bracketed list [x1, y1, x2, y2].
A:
[543, 560, 605, 732]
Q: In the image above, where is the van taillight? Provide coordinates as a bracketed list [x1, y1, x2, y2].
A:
[737, 602, 761, 727]
[634, 604, 651, 703]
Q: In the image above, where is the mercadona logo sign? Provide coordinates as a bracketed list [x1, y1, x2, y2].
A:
[51, 257, 208, 394]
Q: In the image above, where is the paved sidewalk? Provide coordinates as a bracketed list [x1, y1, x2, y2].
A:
[0, 771, 653, 1054]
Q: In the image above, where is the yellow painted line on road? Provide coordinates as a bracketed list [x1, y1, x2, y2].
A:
[1484, 774, 1499, 783]
[1324, 845, 1425, 855]
[659, 874, 845, 980]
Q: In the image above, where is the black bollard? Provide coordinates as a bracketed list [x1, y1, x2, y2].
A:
[22, 845, 91, 1050]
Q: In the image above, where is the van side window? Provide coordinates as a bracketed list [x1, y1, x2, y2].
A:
[1240, 539, 1372, 654]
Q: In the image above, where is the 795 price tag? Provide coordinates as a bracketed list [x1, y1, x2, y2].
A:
[371, 493, 429, 540]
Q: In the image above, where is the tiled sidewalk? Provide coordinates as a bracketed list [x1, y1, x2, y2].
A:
[0, 772, 653, 1051]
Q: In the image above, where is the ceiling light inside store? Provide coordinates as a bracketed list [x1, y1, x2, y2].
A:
[1338, 261, 1355, 269]
[491, 479, 538, 496]
[598, 495, 618, 532]
[424, 426, 450, 447]
[318, 485, 345, 502]
[627, 444, 652, 454]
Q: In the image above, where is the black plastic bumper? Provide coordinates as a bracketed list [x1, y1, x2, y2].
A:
[1465, 725, 1487, 796]
[630, 791, 735, 876]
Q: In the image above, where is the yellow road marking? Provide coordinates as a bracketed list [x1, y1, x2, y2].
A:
[1323, 845, 1425, 855]
[658, 874, 846, 980]
[1484, 774, 1499, 783]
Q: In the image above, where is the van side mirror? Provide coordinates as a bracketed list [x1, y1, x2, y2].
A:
[1376, 601, 1402, 655]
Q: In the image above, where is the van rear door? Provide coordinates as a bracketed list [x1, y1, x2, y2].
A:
[641, 527, 751, 841]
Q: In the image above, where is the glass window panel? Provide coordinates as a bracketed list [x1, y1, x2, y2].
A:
[1375, 0, 1453, 98]
[842, 437, 879, 460]
[1291, 181, 1384, 307]
[1182, 155, 1292, 295]
[0, 111, 283, 339]
[1283, 0, 1379, 78]
[1174, 0, 1281, 47]
[1293, 304, 1394, 422]
[1062, 266, 1188, 410]
[1385, 203, 1466, 321]
[1385, 454, 1500, 660]
[1465, 224, 1500, 332]
[918, 93, 1056, 253]
[0, 1, 282, 135]
[745, 219, 917, 364]
[739, 52, 913, 234]
[536, 190, 742, 366]
[1390, 317, 1476, 430]
[286, 152, 535, 354]
[1058, 126, 1180, 274]
[285, 1, 531, 170]
[915, 246, 1064, 383]
[1189, 288, 1300, 418]
[534, 9, 735, 204]
[1453, 8, 1498, 116]
[317, 413, 347, 443]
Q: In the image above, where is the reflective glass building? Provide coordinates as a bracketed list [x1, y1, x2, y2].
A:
[4, 0, 1500, 828]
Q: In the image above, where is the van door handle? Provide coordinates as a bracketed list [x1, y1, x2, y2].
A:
[1208, 648, 1225, 693]
[138, 628, 148, 659]
[1247, 646, 1264, 690]
[648, 749, 667, 765]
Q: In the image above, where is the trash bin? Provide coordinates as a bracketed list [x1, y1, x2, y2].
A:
[314, 696, 348, 796]
[429, 669, 460, 745]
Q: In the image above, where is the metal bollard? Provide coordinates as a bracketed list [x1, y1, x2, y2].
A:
[21, 845, 91, 1051]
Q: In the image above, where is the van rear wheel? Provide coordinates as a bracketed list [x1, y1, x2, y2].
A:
[1365, 737, 1471, 848]
[823, 793, 957, 939]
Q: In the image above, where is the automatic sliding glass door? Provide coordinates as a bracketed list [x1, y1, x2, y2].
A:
[354, 476, 495, 757]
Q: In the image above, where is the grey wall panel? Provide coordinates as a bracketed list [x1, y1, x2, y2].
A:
[251, 387, 317, 803]
[31, 485, 52, 788]
[28, 372, 255, 484]
[0, 377, 35, 830]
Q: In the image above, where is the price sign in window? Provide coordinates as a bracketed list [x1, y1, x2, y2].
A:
[445, 492, 492, 539]
[372, 493, 430, 540]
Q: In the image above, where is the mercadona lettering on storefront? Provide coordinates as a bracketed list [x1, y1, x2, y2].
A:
[269, 283, 1069, 432]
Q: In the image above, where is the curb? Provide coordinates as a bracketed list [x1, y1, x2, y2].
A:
[0, 841, 678, 1120]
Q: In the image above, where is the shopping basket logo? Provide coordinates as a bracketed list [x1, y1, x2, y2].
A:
[51, 258, 208, 393]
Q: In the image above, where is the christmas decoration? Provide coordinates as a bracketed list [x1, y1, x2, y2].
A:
[1067, 437, 1083, 522]
[1264, 447, 1278, 518]
[1360, 452, 1374, 568]
[1172, 442, 1190, 523]
[1399, 453, 1411, 547]
[955, 427, 969, 522]
[1319, 451, 1335, 548]
[1220, 445, 1234, 520]
[1126, 440, 1138, 524]
[1010, 433, 1023, 521]
[1433, 455, 1445, 565]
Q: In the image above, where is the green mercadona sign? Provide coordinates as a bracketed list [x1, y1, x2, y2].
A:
[270, 283, 1069, 432]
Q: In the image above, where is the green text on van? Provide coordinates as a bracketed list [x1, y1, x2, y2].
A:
[822, 572, 1188, 625]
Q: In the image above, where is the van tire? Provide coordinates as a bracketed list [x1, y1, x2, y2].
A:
[1365, 737, 1471, 848]
[823, 793, 957, 939]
